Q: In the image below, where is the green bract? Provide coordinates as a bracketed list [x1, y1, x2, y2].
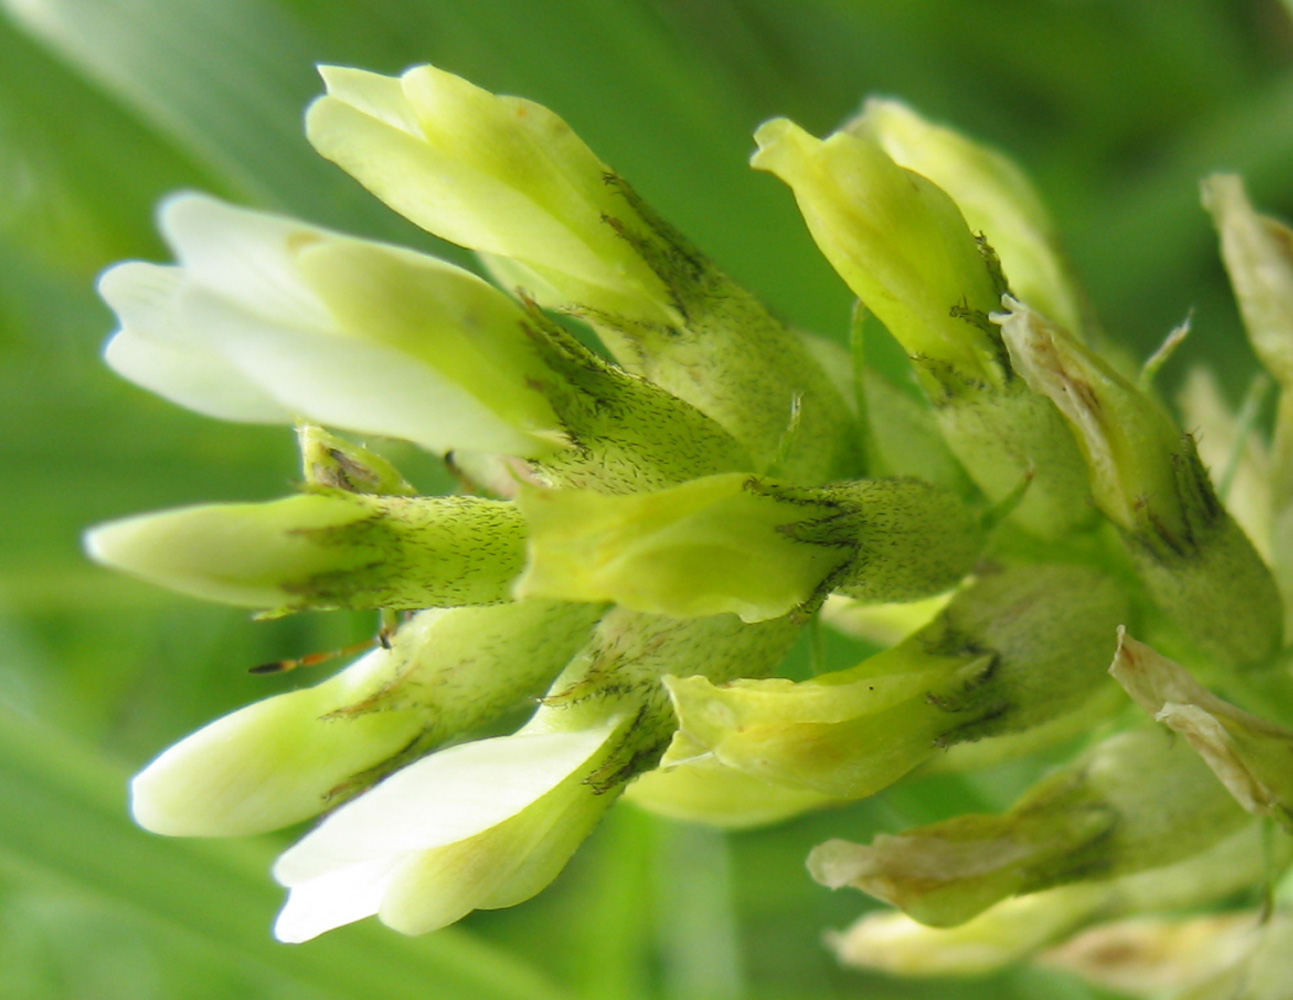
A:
[89, 60, 1293, 981]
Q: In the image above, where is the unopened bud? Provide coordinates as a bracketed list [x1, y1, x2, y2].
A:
[1203, 175, 1293, 636]
[847, 98, 1088, 337]
[828, 820, 1278, 977]
[752, 119, 1094, 536]
[86, 492, 526, 613]
[665, 565, 1127, 799]
[752, 117, 1004, 387]
[132, 648, 424, 837]
[307, 65, 675, 329]
[1202, 175, 1293, 386]
[516, 473, 982, 622]
[132, 598, 603, 838]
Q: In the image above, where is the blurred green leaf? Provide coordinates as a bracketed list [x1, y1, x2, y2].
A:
[1, 0, 362, 225]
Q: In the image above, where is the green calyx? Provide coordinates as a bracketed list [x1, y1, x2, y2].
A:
[664, 565, 1129, 800]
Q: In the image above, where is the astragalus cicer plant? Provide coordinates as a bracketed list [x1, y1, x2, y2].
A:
[87, 63, 1293, 996]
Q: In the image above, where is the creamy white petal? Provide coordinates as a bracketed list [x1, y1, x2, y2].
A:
[274, 856, 402, 943]
[377, 778, 608, 935]
[179, 285, 548, 455]
[273, 717, 621, 885]
[159, 193, 334, 330]
[104, 328, 290, 423]
[99, 262, 290, 422]
[130, 646, 423, 837]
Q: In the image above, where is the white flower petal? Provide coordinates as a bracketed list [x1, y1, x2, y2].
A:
[98, 262, 187, 340]
[179, 285, 545, 455]
[273, 717, 621, 885]
[377, 778, 607, 935]
[159, 193, 334, 330]
[274, 856, 402, 943]
[98, 262, 290, 422]
[103, 328, 290, 423]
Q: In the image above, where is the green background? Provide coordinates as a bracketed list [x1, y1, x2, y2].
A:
[1, 1, 1290, 997]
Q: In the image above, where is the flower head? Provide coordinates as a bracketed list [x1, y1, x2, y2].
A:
[91, 59, 1293, 972]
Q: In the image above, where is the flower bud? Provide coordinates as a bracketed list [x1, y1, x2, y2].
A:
[100, 195, 573, 457]
[808, 724, 1249, 927]
[1112, 630, 1293, 832]
[847, 98, 1088, 337]
[752, 118, 1004, 386]
[999, 296, 1283, 666]
[86, 492, 526, 613]
[665, 565, 1128, 798]
[828, 885, 1110, 978]
[1203, 175, 1293, 636]
[131, 599, 604, 838]
[307, 66, 862, 485]
[133, 648, 424, 838]
[273, 713, 626, 941]
[306, 64, 677, 329]
[515, 473, 982, 622]
[752, 119, 1094, 536]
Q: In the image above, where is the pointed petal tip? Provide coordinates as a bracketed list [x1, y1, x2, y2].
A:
[750, 117, 802, 167]
[272, 904, 326, 945]
[82, 516, 134, 570]
[155, 189, 224, 235]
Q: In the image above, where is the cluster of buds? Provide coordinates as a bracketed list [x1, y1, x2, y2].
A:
[88, 61, 1293, 992]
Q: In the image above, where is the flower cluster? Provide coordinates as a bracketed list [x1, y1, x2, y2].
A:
[89, 63, 1293, 994]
